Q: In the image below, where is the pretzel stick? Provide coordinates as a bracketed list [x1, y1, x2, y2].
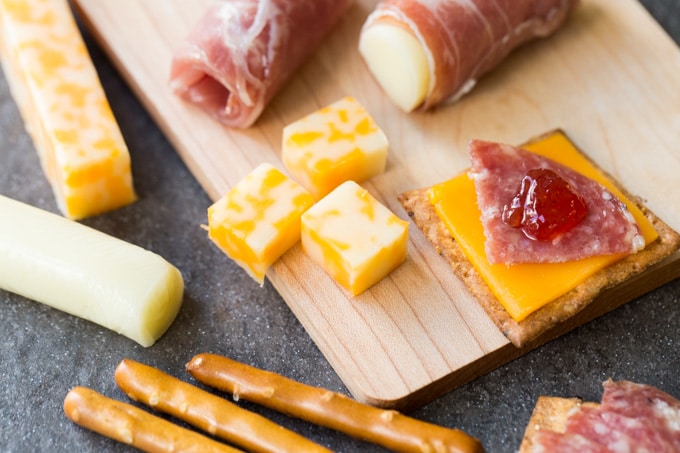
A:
[63, 386, 240, 453]
[186, 353, 484, 453]
[114, 359, 331, 453]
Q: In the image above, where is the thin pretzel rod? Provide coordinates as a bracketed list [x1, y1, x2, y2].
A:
[186, 353, 484, 453]
[114, 359, 332, 453]
[63, 386, 241, 453]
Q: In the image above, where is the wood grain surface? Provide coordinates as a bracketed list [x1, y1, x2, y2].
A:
[72, 0, 680, 410]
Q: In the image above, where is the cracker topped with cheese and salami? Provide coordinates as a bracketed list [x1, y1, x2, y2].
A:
[399, 130, 680, 347]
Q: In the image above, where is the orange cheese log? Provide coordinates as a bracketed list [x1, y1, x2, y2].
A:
[0, 0, 136, 219]
[187, 353, 484, 453]
[63, 386, 242, 453]
[114, 359, 332, 453]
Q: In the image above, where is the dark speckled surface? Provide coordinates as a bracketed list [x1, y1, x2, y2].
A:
[1, 1, 679, 452]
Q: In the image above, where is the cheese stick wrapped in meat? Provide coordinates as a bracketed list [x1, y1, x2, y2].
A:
[359, 0, 579, 112]
[170, 0, 353, 128]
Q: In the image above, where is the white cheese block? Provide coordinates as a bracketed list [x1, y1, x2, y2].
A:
[0, 195, 184, 347]
[359, 22, 430, 112]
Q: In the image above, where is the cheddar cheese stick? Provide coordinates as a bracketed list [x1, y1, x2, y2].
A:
[63, 386, 241, 453]
[0, 0, 137, 219]
[187, 353, 484, 453]
[114, 359, 332, 453]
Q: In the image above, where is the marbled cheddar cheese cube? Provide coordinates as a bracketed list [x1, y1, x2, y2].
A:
[0, 0, 136, 219]
[282, 96, 388, 200]
[301, 181, 408, 296]
[208, 163, 314, 285]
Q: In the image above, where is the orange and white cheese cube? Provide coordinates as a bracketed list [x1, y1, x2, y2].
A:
[301, 181, 408, 296]
[208, 163, 315, 285]
[282, 96, 388, 200]
[0, 0, 136, 219]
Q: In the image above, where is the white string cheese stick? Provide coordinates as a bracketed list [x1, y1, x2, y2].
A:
[0, 195, 184, 347]
[0, 0, 137, 219]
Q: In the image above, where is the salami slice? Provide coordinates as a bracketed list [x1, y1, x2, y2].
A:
[169, 0, 353, 129]
[600, 380, 680, 449]
[531, 430, 610, 453]
[566, 405, 676, 452]
[469, 140, 644, 265]
[360, 0, 579, 111]
[529, 381, 680, 452]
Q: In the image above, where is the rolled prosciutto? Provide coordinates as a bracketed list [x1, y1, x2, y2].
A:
[359, 0, 579, 112]
[170, 0, 353, 128]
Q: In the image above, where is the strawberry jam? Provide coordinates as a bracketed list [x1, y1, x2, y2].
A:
[502, 168, 587, 241]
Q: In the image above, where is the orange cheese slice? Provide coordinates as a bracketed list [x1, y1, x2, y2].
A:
[428, 131, 658, 322]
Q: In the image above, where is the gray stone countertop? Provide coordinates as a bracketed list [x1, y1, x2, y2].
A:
[1, 1, 679, 452]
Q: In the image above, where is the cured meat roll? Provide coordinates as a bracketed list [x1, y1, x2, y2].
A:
[170, 0, 353, 128]
[359, 0, 580, 112]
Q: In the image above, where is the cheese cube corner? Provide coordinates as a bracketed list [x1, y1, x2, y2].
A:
[0, 0, 137, 219]
[301, 181, 408, 296]
[208, 163, 314, 284]
[282, 96, 388, 200]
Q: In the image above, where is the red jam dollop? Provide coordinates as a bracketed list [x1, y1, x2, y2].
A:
[502, 168, 587, 241]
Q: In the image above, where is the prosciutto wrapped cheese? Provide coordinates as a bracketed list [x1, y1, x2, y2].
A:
[170, 0, 353, 129]
[359, 0, 580, 112]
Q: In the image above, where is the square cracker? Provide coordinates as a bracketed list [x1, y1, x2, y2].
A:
[398, 130, 680, 348]
[517, 396, 599, 452]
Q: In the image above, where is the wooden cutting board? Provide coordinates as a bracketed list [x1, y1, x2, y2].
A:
[73, 0, 680, 410]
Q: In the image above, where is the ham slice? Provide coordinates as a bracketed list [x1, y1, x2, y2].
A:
[469, 140, 644, 265]
[169, 0, 353, 129]
[360, 0, 579, 111]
